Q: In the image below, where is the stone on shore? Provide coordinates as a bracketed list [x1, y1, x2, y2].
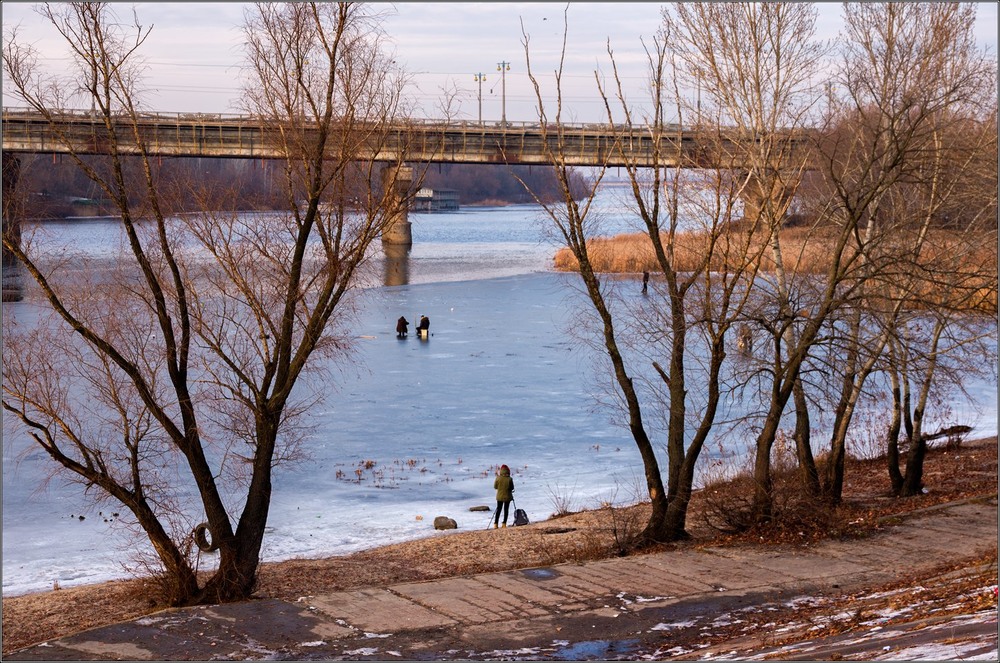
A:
[433, 516, 458, 530]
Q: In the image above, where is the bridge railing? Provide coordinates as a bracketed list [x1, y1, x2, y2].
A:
[2, 106, 258, 123]
[2, 106, 688, 134]
[3, 106, 805, 169]
[2, 106, 696, 166]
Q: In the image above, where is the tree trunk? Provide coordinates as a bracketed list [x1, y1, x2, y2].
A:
[657, 331, 725, 541]
[752, 337, 811, 522]
[131, 501, 199, 605]
[823, 376, 856, 503]
[898, 320, 944, 497]
[663, 300, 689, 507]
[636, 421, 671, 542]
[662, 426, 711, 540]
[886, 341, 905, 494]
[751, 398, 786, 522]
[792, 375, 819, 496]
[899, 436, 928, 497]
[579, 263, 669, 544]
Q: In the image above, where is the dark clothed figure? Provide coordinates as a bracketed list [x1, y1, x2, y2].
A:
[396, 316, 409, 338]
[417, 315, 430, 338]
[493, 464, 514, 528]
[642, 271, 649, 294]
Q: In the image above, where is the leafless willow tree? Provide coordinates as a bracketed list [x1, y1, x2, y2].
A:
[879, 115, 998, 496]
[2, 1, 412, 605]
[607, 19, 775, 541]
[667, 2, 842, 522]
[809, 2, 997, 501]
[516, 5, 771, 543]
[514, 9, 663, 543]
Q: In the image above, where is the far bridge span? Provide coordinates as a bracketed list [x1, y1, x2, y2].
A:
[1, 107, 728, 168]
[2, 107, 799, 280]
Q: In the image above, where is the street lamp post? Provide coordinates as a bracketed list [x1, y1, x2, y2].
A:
[496, 60, 510, 126]
[474, 73, 486, 125]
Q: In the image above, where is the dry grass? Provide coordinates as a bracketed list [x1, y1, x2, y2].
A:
[554, 227, 998, 312]
[553, 226, 834, 275]
[2, 437, 996, 655]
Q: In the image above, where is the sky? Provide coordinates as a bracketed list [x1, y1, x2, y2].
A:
[2, 2, 998, 123]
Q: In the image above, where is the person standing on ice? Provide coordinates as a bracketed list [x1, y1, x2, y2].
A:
[396, 316, 409, 338]
[493, 464, 514, 528]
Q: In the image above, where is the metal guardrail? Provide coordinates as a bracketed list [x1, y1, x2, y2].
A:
[1, 106, 688, 133]
[2, 106, 793, 168]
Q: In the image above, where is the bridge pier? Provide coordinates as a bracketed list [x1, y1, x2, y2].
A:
[381, 165, 413, 246]
[383, 243, 410, 286]
[2, 152, 23, 302]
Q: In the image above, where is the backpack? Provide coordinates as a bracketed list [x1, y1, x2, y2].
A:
[513, 507, 529, 526]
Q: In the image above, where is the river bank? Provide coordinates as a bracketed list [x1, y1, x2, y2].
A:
[5, 199, 997, 593]
[3, 436, 996, 655]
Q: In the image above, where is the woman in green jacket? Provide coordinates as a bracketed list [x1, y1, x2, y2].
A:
[493, 464, 514, 528]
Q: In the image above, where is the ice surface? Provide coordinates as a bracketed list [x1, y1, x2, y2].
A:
[3, 192, 995, 596]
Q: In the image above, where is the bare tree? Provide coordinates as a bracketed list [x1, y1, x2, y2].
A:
[2, 1, 411, 605]
[513, 8, 667, 544]
[516, 4, 771, 544]
[815, 2, 997, 500]
[882, 113, 998, 495]
[669, 2, 838, 522]
[608, 19, 770, 541]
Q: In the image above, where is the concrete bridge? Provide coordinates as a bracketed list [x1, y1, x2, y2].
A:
[2, 107, 800, 298]
[1, 107, 715, 168]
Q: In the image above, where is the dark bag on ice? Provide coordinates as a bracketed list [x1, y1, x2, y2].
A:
[513, 508, 529, 526]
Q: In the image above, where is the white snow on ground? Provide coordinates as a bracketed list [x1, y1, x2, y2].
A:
[755, 611, 999, 661]
[651, 619, 698, 631]
[689, 586, 998, 661]
[341, 647, 379, 656]
[617, 591, 673, 605]
[874, 640, 997, 659]
[481, 647, 544, 658]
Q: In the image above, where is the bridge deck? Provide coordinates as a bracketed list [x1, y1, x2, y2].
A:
[2, 108, 705, 167]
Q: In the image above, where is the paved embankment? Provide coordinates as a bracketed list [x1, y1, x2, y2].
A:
[7, 496, 997, 661]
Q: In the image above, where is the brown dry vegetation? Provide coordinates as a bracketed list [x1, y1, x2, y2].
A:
[2, 437, 996, 655]
[554, 228, 998, 312]
[552, 227, 837, 275]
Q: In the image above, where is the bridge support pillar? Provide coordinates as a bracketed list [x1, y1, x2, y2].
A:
[383, 243, 410, 287]
[381, 165, 413, 246]
[2, 152, 23, 302]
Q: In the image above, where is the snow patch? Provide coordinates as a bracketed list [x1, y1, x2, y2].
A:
[651, 619, 697, 631]
[342, 647, 380, 656]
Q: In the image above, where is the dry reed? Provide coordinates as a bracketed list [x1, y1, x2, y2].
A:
[554, 227, 997, 312]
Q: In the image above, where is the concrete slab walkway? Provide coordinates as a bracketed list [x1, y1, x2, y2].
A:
[7, 496, 997, 661]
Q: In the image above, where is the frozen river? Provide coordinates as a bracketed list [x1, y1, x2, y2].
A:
[3, 191, 996, 596]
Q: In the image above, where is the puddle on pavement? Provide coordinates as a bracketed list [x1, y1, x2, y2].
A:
[552, 638, 641, 660]
[521, 567, 559, 580]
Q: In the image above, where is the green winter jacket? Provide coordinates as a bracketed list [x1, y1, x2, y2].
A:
[494, 467, 514, 502]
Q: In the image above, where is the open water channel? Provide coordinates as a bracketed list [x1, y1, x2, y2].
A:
[2, 189, 996, 596]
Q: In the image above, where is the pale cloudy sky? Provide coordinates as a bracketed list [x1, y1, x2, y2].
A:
[3, 2, 997, 123]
